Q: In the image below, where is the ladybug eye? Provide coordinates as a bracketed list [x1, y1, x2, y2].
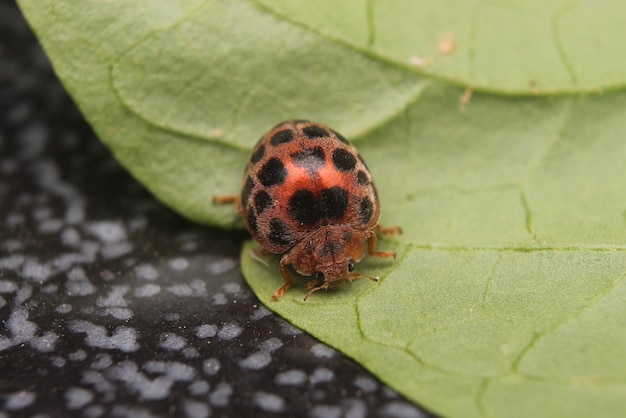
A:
[347, 260, 356, 272]
[314, 271, 324, 281]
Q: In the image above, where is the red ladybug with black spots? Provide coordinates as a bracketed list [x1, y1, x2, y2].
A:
[214, 120, 400, 300]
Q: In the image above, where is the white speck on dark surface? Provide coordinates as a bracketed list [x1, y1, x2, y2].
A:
[0, 6, 432, 416]
[206, 257, 237, 275]
[164, 312, 180, 322]
[55, 303, 72, 313]
[182, 346, 200, 358]
[167, 283, 194, 297]
[100, 242, 134, 259]
[212, 292, 228, 305]
[135, 263, 160, 280]
[21, 258, 51, 282]
[134, 283, 161, 297]
[311, 343, 336, 358]
[182, 399, 211, 418]
[250, 305, 272, 321]
[275, 369, 307, 386]
[61, 227, 81, 246]
[217, 323, 242, 340]
[65, 387, 94, 410]
[96, 285, 129, 307]
[142, 361, 196, 381]
[90, 353, 113, 370]
[345, 399, 368, 418]
[0, 280, 17, 293]
[310, 368, 335, 385]
[66, 266, 96, 296]
[208, 382, 233, 407]
[68, 321, 139, 352]
[222, 282, 241, 294]
[69, 349, 87, 361]
[239, 351, 271, 370]
[279, 320, 303, 335]
[253, 391, 285, 413]
[50, 356, 66, 367]
[4, 391, 36, 410]
[260, 337, 284, 352]
[202, 358, 221, 376]
[380, 401, 428, 418]
[189, 279, 208, 296]
[83, 404, 105, 418]
[84, 221, 127, 244]
[0, 255, 25, 270]
[354, 375, 379, 394]
[168, 257, 189, 271]
[158, 333, 187, 351]
[195, 324, 217, 338]
[188, 380, 210, 396]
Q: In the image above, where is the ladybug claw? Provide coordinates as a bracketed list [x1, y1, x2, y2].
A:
[272, 284, 290, 300]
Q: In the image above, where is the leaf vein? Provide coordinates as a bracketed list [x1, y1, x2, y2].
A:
[511, 270, 626, 377]
[551, 1, 579, 86]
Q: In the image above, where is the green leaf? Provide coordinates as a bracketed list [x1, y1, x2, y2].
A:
[18, 0, 626, 417]
[258, 0, 626, 94]
[18, 0, 425, 227]
[243, 84, 626, 418]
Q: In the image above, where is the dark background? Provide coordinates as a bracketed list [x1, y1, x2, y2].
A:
[0, 2, 431, 417]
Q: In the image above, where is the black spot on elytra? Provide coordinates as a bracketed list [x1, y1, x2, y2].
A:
[343, 230, 354, 243]
[356, 170, 369, 185]
[241, 176, 254, 207]
[257, 158, 287, 187]
[288, 187, 349, 225]
[269, 218, 293, 247]
[302, 125, 329, 139]
[270, 129, 294, 146]
[289, 189, 319, 225]
[254, 190, 272, 215]
[359, 196, 374, 225]
[251, 144, 265, 163]
[247, 207, 258, 234]
[332, 129, 350, 145]
[291, 146, 325, 172]
[321, 187, 349, 220]
[332, 148, 357, 172]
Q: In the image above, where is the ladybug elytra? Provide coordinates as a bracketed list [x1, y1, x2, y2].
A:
[214, 120, 400, 300]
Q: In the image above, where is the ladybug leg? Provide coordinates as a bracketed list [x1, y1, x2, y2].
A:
[273, 254, 294, 300]
[376, 225, 403, 236]
[250, 247, 270, 267]
[212, 195, 242, 213]
[367, 231, 396, 259]
[348, 272, 378, 283]
[212, 195, 239, 205]
[303, 281, 330, 301]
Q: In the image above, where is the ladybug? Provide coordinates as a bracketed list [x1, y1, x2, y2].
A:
[214, 120, 400, 300]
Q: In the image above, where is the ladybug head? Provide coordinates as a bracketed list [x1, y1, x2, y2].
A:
[288, 226, 373, 297]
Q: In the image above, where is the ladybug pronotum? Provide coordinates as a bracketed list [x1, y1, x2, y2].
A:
[214, 120, 401, 300]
